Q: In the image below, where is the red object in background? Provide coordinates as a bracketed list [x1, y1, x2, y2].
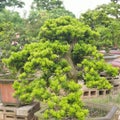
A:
[111, 61, 120, 67]
[109, 50, 120, 55]
[110, 58, 120, 68]
[0, 80, 19, 106]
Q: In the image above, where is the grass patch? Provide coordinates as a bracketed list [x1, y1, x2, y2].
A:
[84, 93, 120, 108]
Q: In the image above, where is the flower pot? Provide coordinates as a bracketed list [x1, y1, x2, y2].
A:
[0, 79, 20, 106]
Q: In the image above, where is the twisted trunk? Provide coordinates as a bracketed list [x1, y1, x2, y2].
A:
[65, 39, 78, 81]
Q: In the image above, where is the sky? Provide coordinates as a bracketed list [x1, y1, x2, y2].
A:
[63, 0, 110, 17]
[16, 0, 111, 18]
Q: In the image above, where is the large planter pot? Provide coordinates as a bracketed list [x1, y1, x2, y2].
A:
[0, 79, 20, 106]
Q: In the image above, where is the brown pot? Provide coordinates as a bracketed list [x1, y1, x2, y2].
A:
[0, 79, 20, 106]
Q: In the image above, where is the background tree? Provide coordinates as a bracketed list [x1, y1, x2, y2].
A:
[28, 0, 75, 39]
[0, 9, 24, 26]
[80, 1, 120, 49]
[48, 8, 75, 18]
[96, 0, 120, 19]
[0, 9, 30, 58]
[27, 9, 75, 38]
[27, 10, 49, 38]
[0, 0, 24, 11]
[31, 0, 64, 10]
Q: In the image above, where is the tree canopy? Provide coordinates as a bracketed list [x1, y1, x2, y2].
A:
[80, 1, 120, 49]
[0, 9, 29, 58]
[0, 0, 24, 11]
[39, 16, 99, 43]
[31, 0, 64, 10]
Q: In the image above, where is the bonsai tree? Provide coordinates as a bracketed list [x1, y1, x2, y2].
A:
[3, 41, 88, 119]
[3, 16, 118, 119]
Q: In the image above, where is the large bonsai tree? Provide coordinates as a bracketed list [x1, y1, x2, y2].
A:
[3, 41, 88, 120]
[3, 16, 118, 120]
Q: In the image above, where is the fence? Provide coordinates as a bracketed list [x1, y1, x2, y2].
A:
[85, 102, 119, 120]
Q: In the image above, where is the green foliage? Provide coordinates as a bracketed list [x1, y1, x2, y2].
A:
[28, 10, 49, 38]
[72, 42, 103, 64]
[80, 10, 111, 29]
[105, 64, 119, 77]
[0, 0, 24, 11]
[96, 1, 120, 19]
[3, 40, 88, 119]
[29, 0, 75, 39]
[0, 22, 17, 57]
[31, 0, 64, 11]
[48, 8, 75, 18]
[44, 88, 88, 120]
[80, 1, 120, 49]
[3, 14, 119, 120]
[3, 41, 69, 72]
[75, 43, 119, 89]
[0, 9, 23, 24]
[39, 16, 99, 43]
[28, 9, 75, 39]
[0, 9, 31, 58]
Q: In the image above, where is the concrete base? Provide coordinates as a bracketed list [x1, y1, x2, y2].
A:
[0, 102, 40, 120]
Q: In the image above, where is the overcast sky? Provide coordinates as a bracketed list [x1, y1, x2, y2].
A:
[63, 0, 110, 17]
[16, 0, 111, 18]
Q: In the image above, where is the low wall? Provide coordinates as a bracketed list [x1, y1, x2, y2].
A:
[81, 84, 120, 99]
[81, 88, 111, 99]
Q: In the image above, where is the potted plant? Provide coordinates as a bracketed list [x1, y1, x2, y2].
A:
[1, 57, 37, 106]
[0, 64, 34, 106]
[0, 78, 20, 106]
[0, 61, 20, 106]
